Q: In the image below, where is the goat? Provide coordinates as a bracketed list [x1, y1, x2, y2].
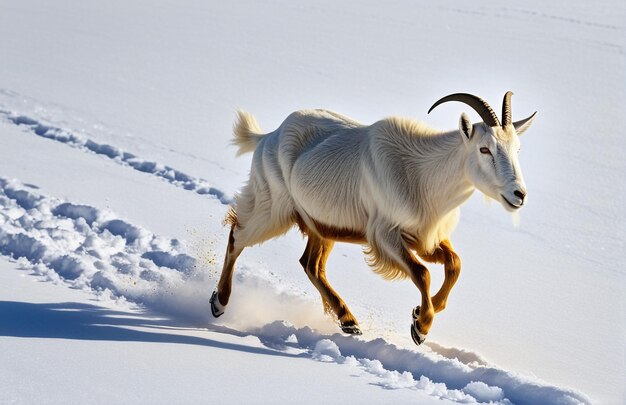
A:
[210, 92, 536, 344]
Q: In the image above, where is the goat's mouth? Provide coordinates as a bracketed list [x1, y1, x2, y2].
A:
[501, 194, 522, 210]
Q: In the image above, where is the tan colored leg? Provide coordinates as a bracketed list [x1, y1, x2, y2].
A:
[401, 249, 434, 336]
[213, 203, 293, 314]
[216, 226, 243, 307]
[299, 234, 359, 332]
[365, 221, 434, 343]
[419, 240, 461, 313]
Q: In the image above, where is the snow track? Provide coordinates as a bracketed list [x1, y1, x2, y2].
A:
[0, 177, 590, 404]
[0, 177, 209, 320]
[0, 109, 232, 204]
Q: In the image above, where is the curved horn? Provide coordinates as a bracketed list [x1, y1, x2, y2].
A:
[502, 91, 513, 126]
[428, 93, 501, 127]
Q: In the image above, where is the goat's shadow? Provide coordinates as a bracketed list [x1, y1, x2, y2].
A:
[0, 300, 295, 358]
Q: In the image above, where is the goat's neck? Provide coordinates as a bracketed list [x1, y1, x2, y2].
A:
[408, 130, 475, 217]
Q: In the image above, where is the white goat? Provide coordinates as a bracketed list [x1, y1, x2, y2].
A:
[210, 92, 536, 344]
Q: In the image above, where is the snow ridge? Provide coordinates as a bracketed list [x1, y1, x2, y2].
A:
[0, 177, 590, 405]
[0, 110, 232, 204]
[0, 176, 208, 320]
[252, 321, 590, 405]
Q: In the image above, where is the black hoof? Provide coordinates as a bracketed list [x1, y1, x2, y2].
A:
[412, 305, 420, 320]
[210, 291, 224, 318]
[341, 323, 362, 335]
[411, 321, 426, 345]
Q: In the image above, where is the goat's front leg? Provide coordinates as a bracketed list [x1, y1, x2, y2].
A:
[403, 250, 434, 345]
[366, 221, 434, 345]
[419, 239, 461, 313]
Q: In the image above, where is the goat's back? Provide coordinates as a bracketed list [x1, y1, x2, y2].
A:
[252, 109, 370, 230]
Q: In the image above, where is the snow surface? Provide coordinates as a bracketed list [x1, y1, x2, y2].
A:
[0, 176, 590, 404]
[0, 257, 441, 405]
[0, 0, 624, 403]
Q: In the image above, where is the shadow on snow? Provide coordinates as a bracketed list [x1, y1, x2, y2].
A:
[0, 300, 295, 359]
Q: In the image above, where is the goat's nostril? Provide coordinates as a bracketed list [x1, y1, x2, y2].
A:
[514, 190, 526, 201]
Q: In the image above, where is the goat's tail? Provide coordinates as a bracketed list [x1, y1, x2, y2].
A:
[232, 110, 264, 156]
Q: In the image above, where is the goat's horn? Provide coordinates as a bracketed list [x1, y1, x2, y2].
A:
[502, 91, 513, 126]
[428, 93, 501, 127]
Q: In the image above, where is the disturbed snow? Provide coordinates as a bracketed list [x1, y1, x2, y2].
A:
[0, 176, 589, 405]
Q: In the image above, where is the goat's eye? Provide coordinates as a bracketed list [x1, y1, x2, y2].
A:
[479, 147, 491, 155]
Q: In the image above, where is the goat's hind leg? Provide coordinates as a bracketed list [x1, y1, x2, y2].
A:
[299, 235, 361, 335]
[211, 225, 243, 317]
[211, 205, 292, 318]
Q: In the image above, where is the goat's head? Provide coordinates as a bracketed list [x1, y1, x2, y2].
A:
[429, 92, 536, 212]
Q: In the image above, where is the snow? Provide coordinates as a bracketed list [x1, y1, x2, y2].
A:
[1, 0, 624, 403]
[463, 382, 505, 403]
[0, 110, 232, 203]
[0, 258, 437, 405]
[0, 161, 592, 405]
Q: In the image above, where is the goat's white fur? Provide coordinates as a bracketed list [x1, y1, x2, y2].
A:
[228, 109, 505, 280]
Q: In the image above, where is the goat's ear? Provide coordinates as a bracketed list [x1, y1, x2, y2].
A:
[513, 111, 537, 136]
[458, 112, 474, 141]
